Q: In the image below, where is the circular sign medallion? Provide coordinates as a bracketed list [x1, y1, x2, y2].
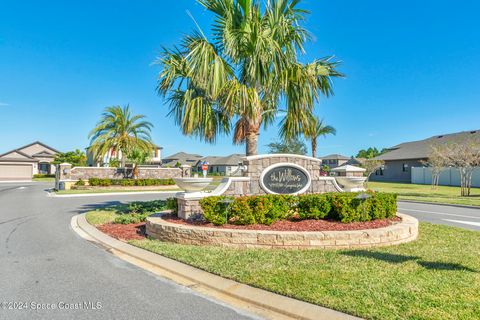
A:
[260, 163, 311, 195]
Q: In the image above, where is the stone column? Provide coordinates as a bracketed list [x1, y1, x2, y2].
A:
[56, 163, 72, 190]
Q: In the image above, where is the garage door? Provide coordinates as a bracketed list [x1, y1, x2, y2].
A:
[0, 164, 32, 180]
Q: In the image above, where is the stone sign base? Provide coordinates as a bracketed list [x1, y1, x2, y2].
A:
[146, 213, 418, 250]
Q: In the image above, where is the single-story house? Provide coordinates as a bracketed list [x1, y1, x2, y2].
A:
[195, 154, 244, 176]
[372, 129, 480, 183]
[161, 152, 204, 168]
[0, 141, 60, 180]
[320, 154, 362, 169]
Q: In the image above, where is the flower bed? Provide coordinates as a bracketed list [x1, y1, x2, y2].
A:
[87, 177, 175, 187]
[200, 192, 397, 226]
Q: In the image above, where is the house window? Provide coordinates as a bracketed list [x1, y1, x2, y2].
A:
[375, 167, 384, 176]
[402, 163, 408, 172]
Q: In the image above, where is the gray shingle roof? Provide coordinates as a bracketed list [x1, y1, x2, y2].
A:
[375, 130, 480, 161]
[319, 154, 351, 160]
[196, 154, 245, 166]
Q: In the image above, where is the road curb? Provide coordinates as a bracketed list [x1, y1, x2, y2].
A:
[73, 213, 361, 320]
[398, 200, 480, 210]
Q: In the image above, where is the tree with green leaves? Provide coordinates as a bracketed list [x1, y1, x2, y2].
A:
[88, 105, 154, 168]
[156, 0, 341, 156]
[126, 147, 151, 179]
[356, 147, 387, 159]
[53, 149, 87, 167]
[282, 116, 335, 158]
[267, 139, 307, 155]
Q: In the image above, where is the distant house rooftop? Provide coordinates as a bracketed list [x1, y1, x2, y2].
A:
[162, 152, 204, 167]
[375, 129, 480, 161]
[196, 154, 244, 166]
[319, 154, 351, 160]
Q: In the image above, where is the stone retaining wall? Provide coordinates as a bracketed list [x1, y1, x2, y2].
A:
[64, 165, 181, 180]
[146, 213, 418, 249]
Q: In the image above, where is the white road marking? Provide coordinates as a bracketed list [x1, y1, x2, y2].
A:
[442, 219, 480, 227]
[16, 187, 27, 190]
[398, 208, 480, 220]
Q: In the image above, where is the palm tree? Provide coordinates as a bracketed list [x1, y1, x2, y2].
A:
[280, 116, 336, 158]
[156, 0, 341, 156]
[88, 105, 154, 168]
[304, 118, 336, 158]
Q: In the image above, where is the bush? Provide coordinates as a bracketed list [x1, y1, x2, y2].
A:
[33, 174, 55, 178]
[88, 178, 175, 187]
[200, 192, 397, 226]
[297, 194, 332, 220]
[166, 197, 178, 214]
[75, 179, 86, 186]
[113, 200, 168, 224]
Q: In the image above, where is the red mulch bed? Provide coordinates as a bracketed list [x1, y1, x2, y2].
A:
[98, 216, 402, 240]
[163, 215, 402, 232]
[97, 223, 146, 240]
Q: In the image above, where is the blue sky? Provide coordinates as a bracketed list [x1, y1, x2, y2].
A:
[1, 0, 479, 157]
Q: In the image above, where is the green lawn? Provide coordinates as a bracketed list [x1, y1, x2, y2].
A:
[369, 181, 480, 206]
[33, 177, 55, 182]
[56, 187, 179, 195]
[129, 223, 480, 320]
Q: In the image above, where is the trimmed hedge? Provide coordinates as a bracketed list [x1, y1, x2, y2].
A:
[33, 174, 55, 178]
[88, 178, 175, 187]
[199, 192, 397, 226]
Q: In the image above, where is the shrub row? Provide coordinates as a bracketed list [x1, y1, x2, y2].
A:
[199, 192, 397, 226]
[88, 178, 175, 187]
[33, 174, 55, 178]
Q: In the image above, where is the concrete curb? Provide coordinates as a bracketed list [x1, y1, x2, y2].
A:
[398, 200, 480, 210]
[74, 213, 361, 320]
[50, 190, 180, 198]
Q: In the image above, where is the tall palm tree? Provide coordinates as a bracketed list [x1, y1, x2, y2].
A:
[280, 116, 336, 158]
[88, 105, 154, 168]
[156, 0, 341, 156]
[304, 117, 336, 158]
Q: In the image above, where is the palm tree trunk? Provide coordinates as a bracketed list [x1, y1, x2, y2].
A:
[311, 138, 317, 158]
[245, 117, 261, 156]
[246, 132, 258, 156]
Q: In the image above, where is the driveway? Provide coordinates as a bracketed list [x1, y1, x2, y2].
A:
[398, 201, 480, 231]
[0, 182, 258, 320]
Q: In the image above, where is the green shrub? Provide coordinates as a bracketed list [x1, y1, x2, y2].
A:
[166, 197, 178, 214]
[75, 179, 86, 186]
[33, 174, 55, 178]
[200, 192, 397, 226]
[87, 178, 175, 187]
[199, 196, 232, 226]
[113, 200, 168, 224]
[297, 194, 332, 220]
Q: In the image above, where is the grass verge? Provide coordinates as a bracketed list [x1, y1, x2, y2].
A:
[369, 181, 480, 206]
[56, 188, 179, 195]
[33, 177, 55, 182]
[128, 223, 480, 320]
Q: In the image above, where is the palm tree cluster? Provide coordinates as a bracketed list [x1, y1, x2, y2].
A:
[156, 0, 341, 156]
[88, 105, 154, 168]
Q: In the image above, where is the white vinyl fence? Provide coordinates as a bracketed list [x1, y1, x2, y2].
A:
[411, 167, 480, 187]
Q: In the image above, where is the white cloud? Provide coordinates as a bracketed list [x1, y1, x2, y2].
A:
[0, 102, 9, 106]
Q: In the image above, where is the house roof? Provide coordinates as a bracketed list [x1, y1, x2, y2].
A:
[375, 129, 480, 161]
[162, 152, 204, 166]
[0, 141, 59, 162]
[197, 154, 245, 166]
[319, 154, 351, 160]
[17, 141, 60, 154]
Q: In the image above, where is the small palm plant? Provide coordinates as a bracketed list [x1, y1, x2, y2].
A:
[88, 105, 154, 168]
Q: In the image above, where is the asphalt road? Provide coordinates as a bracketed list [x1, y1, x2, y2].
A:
[398, 201, 480, 231]
[1, 183, 479, 320]
[0, 182, 259, 320]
